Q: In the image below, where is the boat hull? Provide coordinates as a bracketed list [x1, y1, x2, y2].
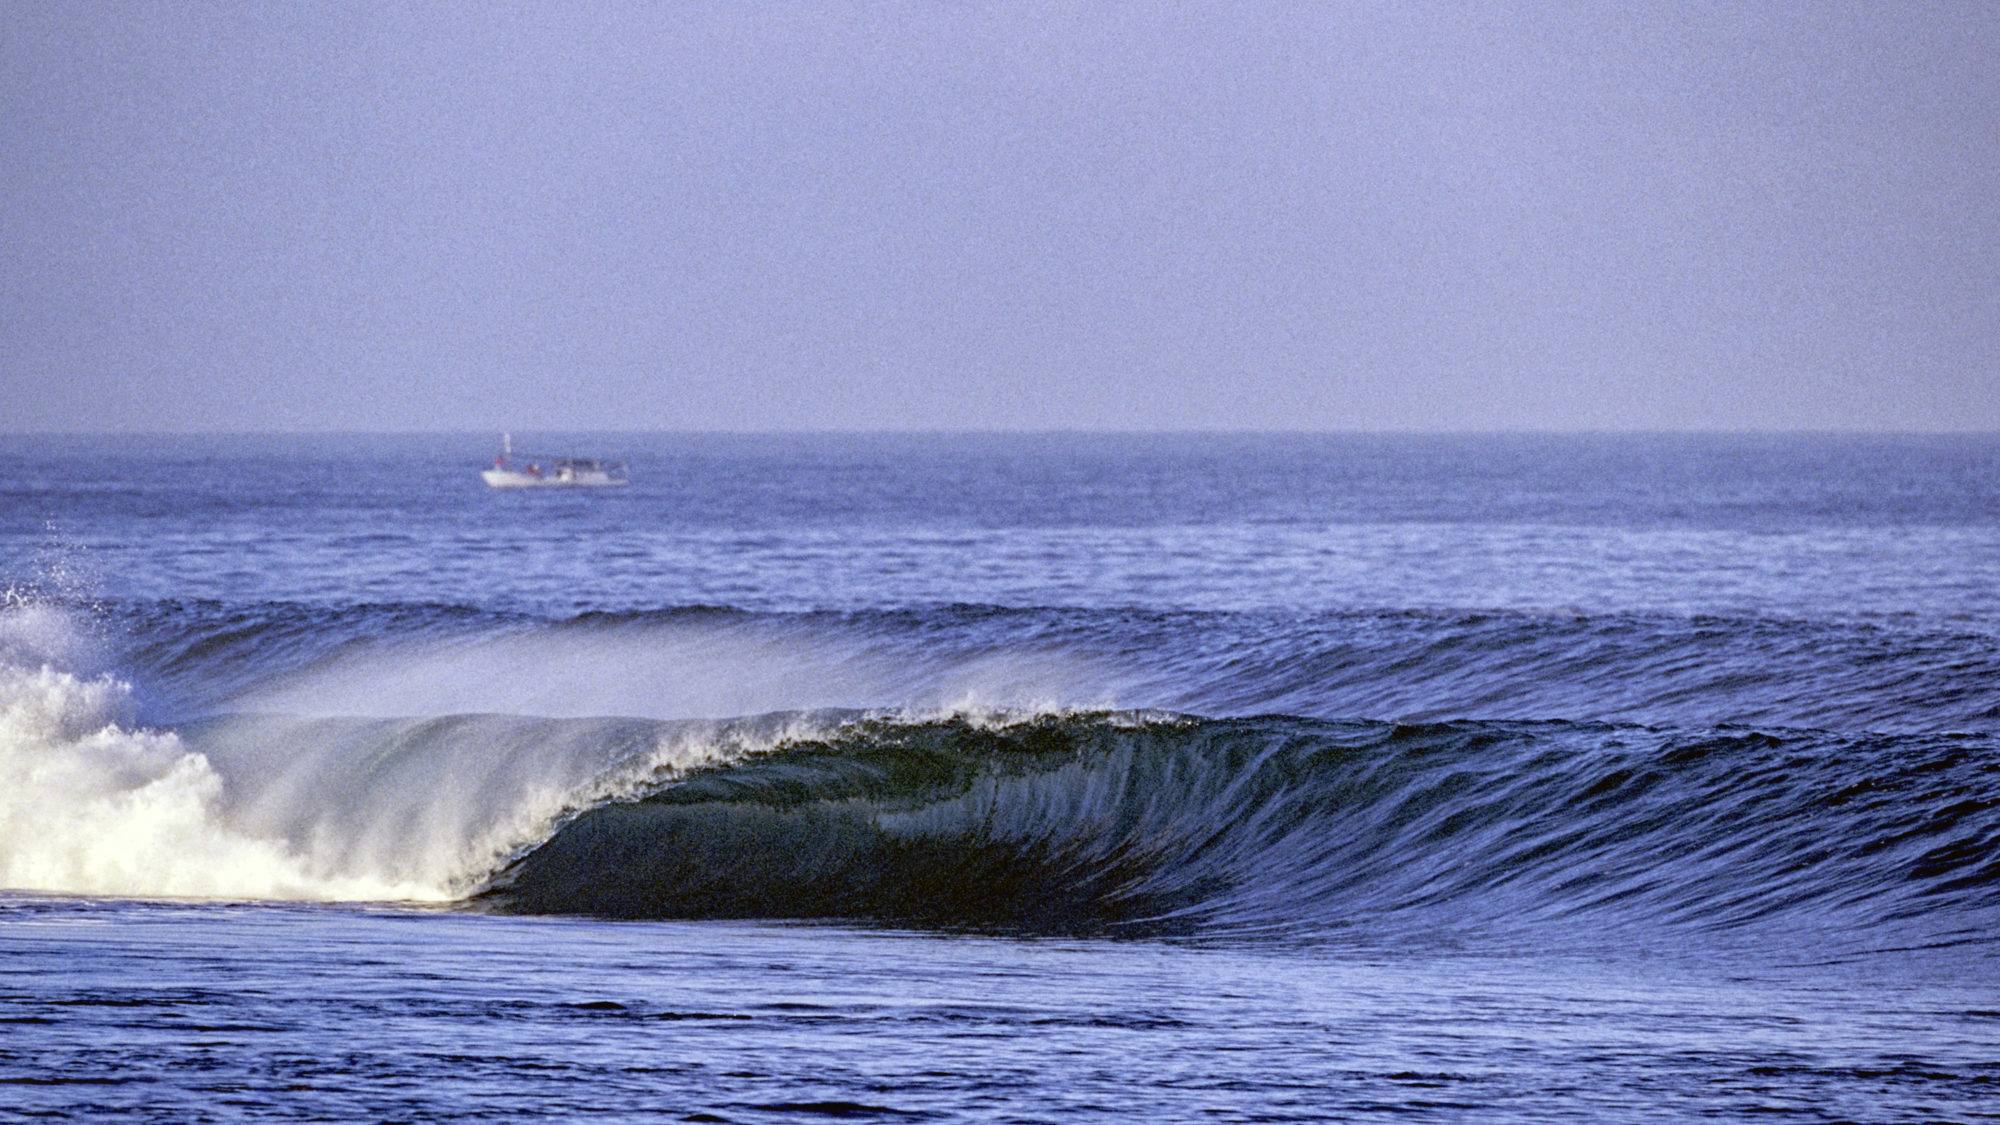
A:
[482, 468, 628, 489]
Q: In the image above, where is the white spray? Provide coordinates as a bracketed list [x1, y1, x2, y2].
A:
[0, 598, 424, 900]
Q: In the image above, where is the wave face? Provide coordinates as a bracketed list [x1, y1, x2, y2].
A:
[475, 712, 2000, 943]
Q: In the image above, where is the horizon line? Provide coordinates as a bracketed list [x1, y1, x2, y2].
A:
[5, 426, 2000, 439]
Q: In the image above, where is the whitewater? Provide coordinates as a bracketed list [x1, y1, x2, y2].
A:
[2, 433, 1997, 1122]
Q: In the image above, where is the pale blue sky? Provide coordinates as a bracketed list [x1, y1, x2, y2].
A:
[3, 1, 1996, 431]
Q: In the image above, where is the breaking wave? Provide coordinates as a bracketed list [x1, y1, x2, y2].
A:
[3, 596, 1997, 950]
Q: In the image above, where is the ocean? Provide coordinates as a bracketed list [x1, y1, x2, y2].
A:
[1, 432, 1996, 1121]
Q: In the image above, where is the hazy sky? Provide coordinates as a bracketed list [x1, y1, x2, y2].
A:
[4, 1, 1996, 432]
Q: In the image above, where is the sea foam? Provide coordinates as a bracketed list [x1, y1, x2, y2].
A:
[0, 598, 458, 901]
[0, 651, 421, 901]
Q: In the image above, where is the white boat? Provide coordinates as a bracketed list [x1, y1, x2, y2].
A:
[481, 434, 629, 489]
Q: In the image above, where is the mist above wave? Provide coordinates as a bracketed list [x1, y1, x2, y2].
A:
[112, 599, 2000, 734]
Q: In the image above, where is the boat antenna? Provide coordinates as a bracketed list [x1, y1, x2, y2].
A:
[502, 432, 512, 458]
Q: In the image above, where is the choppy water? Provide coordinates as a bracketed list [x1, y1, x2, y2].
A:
[2, 433, 1997, 1121]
